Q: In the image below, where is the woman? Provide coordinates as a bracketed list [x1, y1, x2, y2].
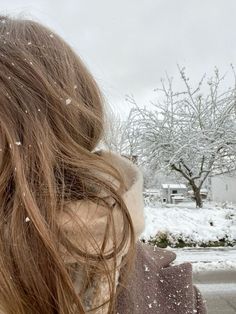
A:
[0, 15, 207, 313]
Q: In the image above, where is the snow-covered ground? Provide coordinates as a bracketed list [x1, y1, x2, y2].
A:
[170, 247, 236, 272]
[140, 202, 236, 272]
[141, 202, 236, 246]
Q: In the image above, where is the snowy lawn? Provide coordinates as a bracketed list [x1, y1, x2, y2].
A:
[140, 202, 236, 247]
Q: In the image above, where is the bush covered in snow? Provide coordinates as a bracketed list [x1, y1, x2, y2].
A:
[143, 190, 161, 207]
[140, 203, 236, 248]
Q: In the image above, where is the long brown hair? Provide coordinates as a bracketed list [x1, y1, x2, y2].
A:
[0, 15, 135, 313]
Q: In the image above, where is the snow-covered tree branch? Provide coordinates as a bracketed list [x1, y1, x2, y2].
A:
[103, 109, 140, 161]
[129, 67, 236, 207]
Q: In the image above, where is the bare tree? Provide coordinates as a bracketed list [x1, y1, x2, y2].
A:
[103, 108, 140, 161]
[130, 67, 236, 207]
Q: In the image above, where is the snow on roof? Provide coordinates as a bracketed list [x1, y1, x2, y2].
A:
[171, 195, 185, 199]
[188, 189, 208, 194]
[210, 168, 236, 177]
[145, 189, 160, 193]
[144, 190, 160, 194]
[161, 184, 187, 189]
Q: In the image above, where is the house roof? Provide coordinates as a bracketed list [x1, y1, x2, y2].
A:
[210, 168, 236, 177]
[161, 184, 187, 189]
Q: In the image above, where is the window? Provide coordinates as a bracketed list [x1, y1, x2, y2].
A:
[172, 190, 178, 194]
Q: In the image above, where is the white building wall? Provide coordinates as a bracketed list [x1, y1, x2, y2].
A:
[210, 172, 236, 204]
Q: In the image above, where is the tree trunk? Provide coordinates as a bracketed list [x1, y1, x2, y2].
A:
[194, 188, 203, 208]
[190, 182, 203, 208]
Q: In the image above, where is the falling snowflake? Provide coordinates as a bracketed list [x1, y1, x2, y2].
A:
[49, 33, 54, 38]
[15, 141, 21, 146]
[66, 98, 72, 105]
[144, 264, 150, 272]
[25, 217, 30, 222]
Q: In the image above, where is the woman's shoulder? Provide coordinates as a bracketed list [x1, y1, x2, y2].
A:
[135, 240, 177, 269]
[116, 242, 207, 314]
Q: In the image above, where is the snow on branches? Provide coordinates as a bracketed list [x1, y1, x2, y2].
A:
[128, 66, 236, 207]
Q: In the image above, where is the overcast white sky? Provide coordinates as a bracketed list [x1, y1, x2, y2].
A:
[1, 0, 236, 115]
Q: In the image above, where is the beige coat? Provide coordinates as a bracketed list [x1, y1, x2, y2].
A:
[61, 151, 207, 313]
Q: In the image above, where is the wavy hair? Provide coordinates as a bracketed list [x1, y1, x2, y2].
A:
[0, 15, 135, 313]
